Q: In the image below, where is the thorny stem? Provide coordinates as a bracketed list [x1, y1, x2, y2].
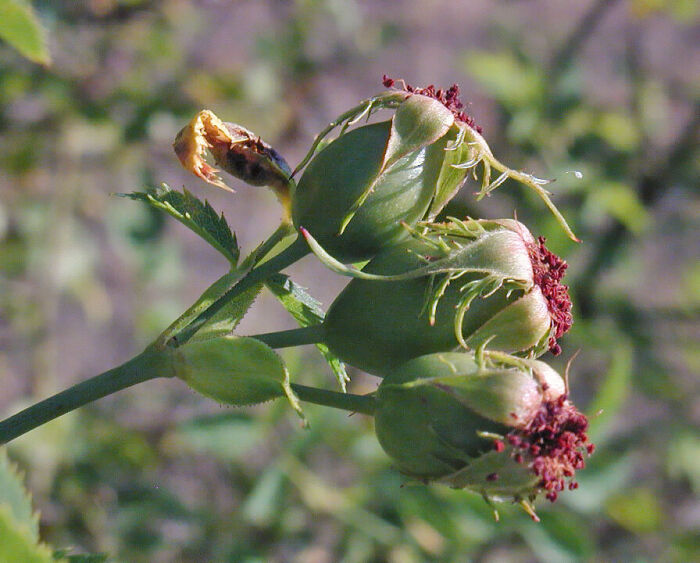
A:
[168, 235, 311, 347]
[0, 348, 175, 444]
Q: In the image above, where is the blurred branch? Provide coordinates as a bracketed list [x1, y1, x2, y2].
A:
[54, 0, 162, 23]
[577, 105, 700, 317]
[549, 0, 623, 82]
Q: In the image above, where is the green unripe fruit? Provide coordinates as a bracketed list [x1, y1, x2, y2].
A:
[321, 220, 571, 376]
[292, 120, 448, 262]
[374, 353, 511, 479]
[291, 93, 466, 262]
[374, 352, 592, 506]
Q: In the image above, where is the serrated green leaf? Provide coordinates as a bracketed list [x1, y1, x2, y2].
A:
[266, 273, 349, 391]
[118, 184, 239, 265]
[178, 336, 304, 419]
[0, 0, 50, 65]
[0, 448, 38, 541]
[0, 506, 53, 563]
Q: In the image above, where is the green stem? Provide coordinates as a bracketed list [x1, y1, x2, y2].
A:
[290, 383, 376, 416]
[169, 235, 310, 347]
[252, 325, 325, 349]
[242, 221, 297, 270]
[157, 223, 296, 347]
[0, 348, 175, 445]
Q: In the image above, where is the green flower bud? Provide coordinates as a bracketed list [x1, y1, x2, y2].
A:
[315, 219, 572, 376]
[374, 352, 593, 513]
[292, 112, 452, 262]
[175, 335, 303, 418]
[291, 92, 460, 262]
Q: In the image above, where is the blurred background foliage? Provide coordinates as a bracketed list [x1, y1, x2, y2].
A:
[0, 0, 698, 561]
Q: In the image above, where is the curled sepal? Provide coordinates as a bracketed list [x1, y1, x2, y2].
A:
[176, 336, 304, 421]
[173, 110, 293, 216]
[379, 77, 578, 240]
[292, 90, 410, 175]
[450, 123, 579, 241]
[300, 223, 532, 285]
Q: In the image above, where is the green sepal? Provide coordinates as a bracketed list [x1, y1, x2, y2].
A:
[292, 91, 408, 176]
[375, 355, 505, 479]
[338, 95, 454, 234]
[265, 273, 349, 391]
[427, 124, 473, 220]
[301, 225, 532, 285]
[382, 94, 454, 169]
[118, 184, 239, 265]
[453, 125, 579, 241]
[177, 336, 304, 421]
[440, 450, 539, 501]
[464, 288, 551, 354]
[382, 352, 543, 427]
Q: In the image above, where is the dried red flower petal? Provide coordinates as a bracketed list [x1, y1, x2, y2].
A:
[506, 394, 593, 502]
[527, 236, 573, 354]
[382, 75, 482, 133]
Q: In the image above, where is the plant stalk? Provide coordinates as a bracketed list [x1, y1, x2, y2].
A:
[252, 325, 325, 349]
[0, 348, 175, 444]
[290, 383, 375, 416]
[169, 235, 310, 347]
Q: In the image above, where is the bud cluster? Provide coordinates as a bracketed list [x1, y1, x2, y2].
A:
[173, 76, 592, 519]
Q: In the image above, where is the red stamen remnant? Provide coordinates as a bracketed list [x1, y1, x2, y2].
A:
[527, 236, 573, 355]
[508, 395, 593, 502]
[486, 472, 499, 481]
[493, 440, 505, 453]
[382, 75, 482, 133]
